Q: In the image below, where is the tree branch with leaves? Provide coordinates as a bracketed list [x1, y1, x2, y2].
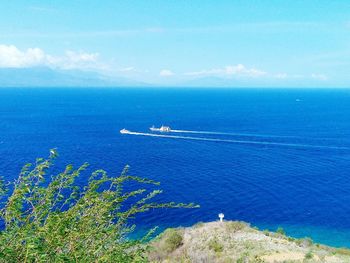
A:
[0, 150, 198, 262]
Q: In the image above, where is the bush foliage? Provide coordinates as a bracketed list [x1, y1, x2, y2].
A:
[163, 229, 183, 252]
[208, 238, 223, 253]
[0, 150, 197, 262]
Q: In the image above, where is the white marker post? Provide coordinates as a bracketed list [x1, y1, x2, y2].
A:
[218, 213, 224, 222]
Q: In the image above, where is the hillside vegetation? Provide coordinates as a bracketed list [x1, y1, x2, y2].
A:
[148, 221, 350, 263]
[0, 150, 197, 262]
[1, 151, 349, 263]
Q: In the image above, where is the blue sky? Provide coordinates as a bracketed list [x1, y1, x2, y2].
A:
[1, 1, 350, 87]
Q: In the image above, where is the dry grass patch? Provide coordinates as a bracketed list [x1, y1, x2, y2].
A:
[148, 221, 350, 263]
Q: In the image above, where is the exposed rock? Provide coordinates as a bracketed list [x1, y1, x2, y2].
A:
[148, 221, 350, 263]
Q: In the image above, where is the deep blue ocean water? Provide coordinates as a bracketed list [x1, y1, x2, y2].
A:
[1, 87, 350, 247]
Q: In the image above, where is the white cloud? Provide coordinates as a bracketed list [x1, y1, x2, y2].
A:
[0, 45, 330, 85]
[185, 64, 266, 78]
[0, 44, 100, 70]
[0, 45, 46, 68]
[119, 67, 135, 72]
[53, 50, 100, 70]
[65, 50, 98, 63]
[311, 73, 328, 81]
[116, 67, 150, 75]
[160, 69, 174, 77]
[274, 73, 288, 79]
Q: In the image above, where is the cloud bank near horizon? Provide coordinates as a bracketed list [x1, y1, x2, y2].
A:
[184, 64, 267, 78]
[0, 44, 101, 71]
[0, 44, 329, 86]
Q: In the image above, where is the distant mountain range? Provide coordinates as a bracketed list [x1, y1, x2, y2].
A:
[0, 67, 333, 88]
[179, 76, 254, 87]
[178, 76, 330, 88]
[0, 67, 144, 87]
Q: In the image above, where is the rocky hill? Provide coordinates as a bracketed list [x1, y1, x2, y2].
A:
[148, 221, 350, 263]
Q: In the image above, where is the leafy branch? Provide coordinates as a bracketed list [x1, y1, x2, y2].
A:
[0, 150, 198, 262]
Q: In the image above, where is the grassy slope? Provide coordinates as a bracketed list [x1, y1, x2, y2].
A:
[148, 221, 350, 263]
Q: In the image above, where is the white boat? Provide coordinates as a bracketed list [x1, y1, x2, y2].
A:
[150, 125, 171, 132]
[120, 128, 130, 134]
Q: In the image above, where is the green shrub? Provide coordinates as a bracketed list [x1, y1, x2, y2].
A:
[208, 238, 223, 253]
[263, 230, 270, 236]
[237, 252, 249, 263]
[276, 227, 286, 235]
[336, 247, 350, 256]
[253, 255, 265, 262]
[304, 250, 313, 259]
[164, 229, 183, 252]
[0, 150, 197, 262]
[226, 221, 247, 232]
[296, 237, 313, 248]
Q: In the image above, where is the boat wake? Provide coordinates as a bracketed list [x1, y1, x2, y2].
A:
[122, 131, 348, 150]
[170, 129, 300, 138]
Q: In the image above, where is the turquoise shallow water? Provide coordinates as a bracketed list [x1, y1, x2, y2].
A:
[257, 223, 350, 248]
[1, 87, 350, 247]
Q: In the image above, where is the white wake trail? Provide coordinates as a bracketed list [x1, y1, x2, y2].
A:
[170, 129, 300, 139]
[123, 131, 349, 150]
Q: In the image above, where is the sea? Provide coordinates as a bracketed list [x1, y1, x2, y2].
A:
[1, 87, 350, 247]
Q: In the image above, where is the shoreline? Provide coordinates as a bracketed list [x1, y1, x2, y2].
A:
[131, 220, 350, 249]
[148, 221, 350, 262]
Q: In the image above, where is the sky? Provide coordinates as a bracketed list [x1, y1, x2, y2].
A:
[1, 1, 350, 87]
